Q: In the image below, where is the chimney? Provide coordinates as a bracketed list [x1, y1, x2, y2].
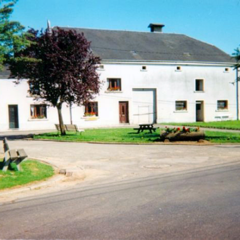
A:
[148, 23, 165, 33]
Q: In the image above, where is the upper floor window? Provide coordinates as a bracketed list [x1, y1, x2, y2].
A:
[85, 102, 98, 116]
[195, 79, 204, 91]
[217, 100, 228, 110]
[98, 65, 104, 71]
[176, 66, 181, 71]
[107, 78, 121, 91]
[29, 82, 40, 95]
[175, 101, 187, 111]
[30, 104, 47, 119]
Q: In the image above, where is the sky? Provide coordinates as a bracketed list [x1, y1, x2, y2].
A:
[10, 0, 240, 55]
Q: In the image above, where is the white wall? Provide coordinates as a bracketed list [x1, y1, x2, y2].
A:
[89, 62, 236, 126]
[0, 62, 237, 131]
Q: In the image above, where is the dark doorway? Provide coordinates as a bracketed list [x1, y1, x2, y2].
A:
[196, 101, 204, 122]
[119, 101, 129, 123]
[9, 105, 19, 129]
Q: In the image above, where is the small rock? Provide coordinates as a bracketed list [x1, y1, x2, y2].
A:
[59, 169, 67, 175]
[66, 172, 73, 177]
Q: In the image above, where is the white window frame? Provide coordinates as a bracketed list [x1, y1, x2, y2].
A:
[107, 78, 122, 91]
[217, 100, 228, 111]
[175, 101, 187, 111]
[30, 104, 47, 119]
[195, 79, 204, 92]
[84, 102, 98, 117]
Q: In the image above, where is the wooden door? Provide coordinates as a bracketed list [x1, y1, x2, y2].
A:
[9, 105, 19, 129]
[119, 102, 129, 123]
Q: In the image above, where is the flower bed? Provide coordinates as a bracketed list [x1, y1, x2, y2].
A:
[160, 126, 205, 142]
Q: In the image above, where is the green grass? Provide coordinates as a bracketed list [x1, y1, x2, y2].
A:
[205, 130, 240, 143]
[0, 160, 54, 190]
[34, 127, 240, 144]
[163, 120, 240, 130]
[34, 128, 162, 143]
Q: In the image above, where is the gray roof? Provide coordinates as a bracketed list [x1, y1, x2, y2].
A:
[59, 27, 233, 63]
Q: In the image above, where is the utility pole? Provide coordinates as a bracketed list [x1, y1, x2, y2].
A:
[237, 67, 240, 120]
[70, 103, 73, 125]
[237, 67, 239, 120]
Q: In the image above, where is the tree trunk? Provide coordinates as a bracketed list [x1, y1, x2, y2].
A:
[57, 103, 66, 135]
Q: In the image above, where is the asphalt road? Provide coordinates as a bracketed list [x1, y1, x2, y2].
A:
[1, 161, 240, 239]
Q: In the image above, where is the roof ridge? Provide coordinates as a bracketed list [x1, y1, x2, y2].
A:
[55, 26, 182, 35]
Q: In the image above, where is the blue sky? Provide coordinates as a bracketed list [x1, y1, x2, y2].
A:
[11, 0, 240, 55]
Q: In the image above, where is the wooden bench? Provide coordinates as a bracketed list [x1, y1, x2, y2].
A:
[65, 124, 84, 133]
[55, 124, 63, 132]
[55, 124, 84, 134]
[1, 138, 28, 171]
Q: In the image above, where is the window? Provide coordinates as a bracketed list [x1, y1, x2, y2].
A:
[85, 102, 98, 116]
[176, 66, 181, 71]
[217, 100, 228, 110]
[195, 79, 204, 91]
[29, 82, 40, 95]
[176, 101, 187, 111]
[107, 78, 121, 91]
[30, 105, 47, 119]
[98, 65, 104, 70]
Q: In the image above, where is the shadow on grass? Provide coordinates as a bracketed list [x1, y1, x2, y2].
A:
[0, 134, 34, 141]
[205, 136, 239, 140]
[0, 162, 18, 171]
[127, 131, 161, 142]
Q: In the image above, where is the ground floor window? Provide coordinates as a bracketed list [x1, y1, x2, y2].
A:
[175, 101, 187, 111]
[217, 100, 228, 110]
[30, 104, 47, 119]
[85, 102, 98, 116]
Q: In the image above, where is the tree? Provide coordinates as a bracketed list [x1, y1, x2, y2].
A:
[232, 46, 240, 69]
[9, 27, 101, 135]
[0, 0, 30, 70]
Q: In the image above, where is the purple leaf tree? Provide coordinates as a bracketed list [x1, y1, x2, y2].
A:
[9, 27, 101, 135]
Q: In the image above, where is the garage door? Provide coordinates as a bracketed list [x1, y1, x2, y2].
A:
[132, 89, 156, 124]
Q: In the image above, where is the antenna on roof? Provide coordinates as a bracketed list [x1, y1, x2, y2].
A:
[47, 20, 52, 34]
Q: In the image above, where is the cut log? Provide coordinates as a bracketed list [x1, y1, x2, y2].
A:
[160, 131, 205, 141]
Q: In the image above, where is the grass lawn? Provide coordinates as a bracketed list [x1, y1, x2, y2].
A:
[34, 127, 240, 144]
[163, 120, 240, 130]
[205, 131, 240, 143]
[34, 128, 162, 143]
[0, 160, 54, 190]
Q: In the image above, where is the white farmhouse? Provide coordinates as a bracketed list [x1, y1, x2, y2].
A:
[0, 23, 237, 131]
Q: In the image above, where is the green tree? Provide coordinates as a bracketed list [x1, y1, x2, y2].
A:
[0, 0, 30, 70]
[232, 46, 240, 69]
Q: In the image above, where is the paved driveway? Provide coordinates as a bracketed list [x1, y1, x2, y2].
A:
[3, 140, 240, 182]
[1, 140, 240, 202]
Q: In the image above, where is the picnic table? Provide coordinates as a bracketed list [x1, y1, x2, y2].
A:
[134, 123, 158, 134]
